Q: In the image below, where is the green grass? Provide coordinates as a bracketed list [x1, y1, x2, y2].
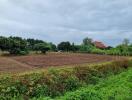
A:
[58, 68, 132, 100]
[33, 68, 132, 100]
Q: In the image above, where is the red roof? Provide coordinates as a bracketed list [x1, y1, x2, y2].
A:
[93, 41, 107, 49]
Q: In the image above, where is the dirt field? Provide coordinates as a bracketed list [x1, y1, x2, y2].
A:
[0, 53, 124, 73]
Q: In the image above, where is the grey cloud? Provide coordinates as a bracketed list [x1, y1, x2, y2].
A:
[0, 0, 132, 46]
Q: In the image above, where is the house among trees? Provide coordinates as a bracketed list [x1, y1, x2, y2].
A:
[93, 41, 107, 49]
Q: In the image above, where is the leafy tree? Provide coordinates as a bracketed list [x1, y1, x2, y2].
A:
[106, 46, 113, 50]
[70, 43, 79, 52]
[9, 37, 28, 55]
[34, 43, 50, 54]
[49, 42, 57, 51]
[83, 37, 93, 46]
[27, 38, 45, 50]
[123, 38, 129, 46]
[79, 45, 94, 53]
[27, 38, 36, 49]
[57, 42, 71, 51]
[0, 36, 10, 51]
[0, 36, 28, 55]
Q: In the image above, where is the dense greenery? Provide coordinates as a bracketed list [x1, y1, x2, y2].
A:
[0, 36, 56, 55]
[91, 45, 132, 56]
[0, 36, 28, 55]
[0, 36, 131, 55]
[0, 59, 132, 100]
[32, 68, 132, 100]
[82, 38, 132, 56]
[34, 43, 50, 54]
[57, 68, 132, 100]
[57, 42, 78, 52]
[57, 38, 132, 56]
[57, 37, 94, 53]
[57, 42, 71, 51]
[82, 37, 94, 46]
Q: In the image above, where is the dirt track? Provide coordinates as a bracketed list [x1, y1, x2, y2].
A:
[0, 53, 123, 73]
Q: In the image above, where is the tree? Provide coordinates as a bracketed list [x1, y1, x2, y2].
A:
[123, 38, 129, 46]
[79, 45, 94, 53]
[106, 46, 113, 50]
[0, 36, 10, 51]
[116, 39, 130, 54]
[49, 42, 57, 51]
[0, 36, 28, 55]
[34, 43, 50, 54]
[70, 43, 79, 52]
[83, 37, 93, 46]
[57, 42, 71, 51]
[8, 37, 28, 55]
[27, 38, 45, 50]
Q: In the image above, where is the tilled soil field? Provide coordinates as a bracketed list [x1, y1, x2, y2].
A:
[0, 53, 124, 73]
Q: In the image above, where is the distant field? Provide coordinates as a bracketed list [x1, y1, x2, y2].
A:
[0, 53, 125, 73]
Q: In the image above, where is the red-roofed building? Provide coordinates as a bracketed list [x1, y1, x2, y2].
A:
[93, 41, 107, 49]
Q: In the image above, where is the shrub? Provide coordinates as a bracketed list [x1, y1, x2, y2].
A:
[34, 43, 50, 54]
[58, 68, 132, 100]
[19, 50, 29, 55]
[74, 67, 100, 84]
[91, 48, 105, 55]
[0, 59, 132, 99]
[79, 45, 94, 53]
[65, 76, 81, 91]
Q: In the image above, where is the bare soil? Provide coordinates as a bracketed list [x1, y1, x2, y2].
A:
[0, 53, 124, 73]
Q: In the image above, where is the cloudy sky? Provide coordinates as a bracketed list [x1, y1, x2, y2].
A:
[0, 0, 132, 46]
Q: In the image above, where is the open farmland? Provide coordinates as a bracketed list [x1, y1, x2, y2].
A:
[0, 53, 125, 73]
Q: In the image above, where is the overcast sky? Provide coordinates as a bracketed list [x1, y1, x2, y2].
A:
[0, 0, 132, 46]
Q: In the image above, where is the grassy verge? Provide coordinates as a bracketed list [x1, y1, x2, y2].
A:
[56, 68, 132, 100]
[0, 59, 132, 100]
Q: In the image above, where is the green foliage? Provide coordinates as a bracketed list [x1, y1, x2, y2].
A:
[77, 37, 94, 53]
[65, 76, 81, 91]
[19, 50, 29, 55]
[74, 67, 100, 84]
[83, 37, 93, 46]
[58, 68, 132, 100]
[91, 48, 105, 55]
[0, 36, 131, 56]
[57, 42, 71, 51]
[49, 43, 57, 51]
[122, 38, 130, 46]
[79, 45, 94, 53]
[34, 43, 50, 54]
[0, 36, 28, 55]
[27, 38, 44, 50]
[70, 43, 79, 52]
[78, 37, 132, 56]
[0, 36, 57, 55]
[90, 45, 132, 56]
[0, 59, 132, 100]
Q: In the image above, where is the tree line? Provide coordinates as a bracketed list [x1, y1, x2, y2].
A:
[0, 36, 56, 55]
[0, 36, 131, 56]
